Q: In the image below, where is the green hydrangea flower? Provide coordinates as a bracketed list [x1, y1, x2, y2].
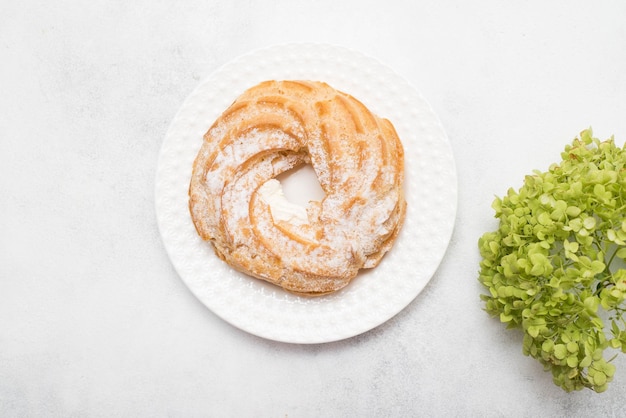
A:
[478, 129, 626, 392]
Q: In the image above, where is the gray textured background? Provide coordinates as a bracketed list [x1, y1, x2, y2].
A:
[2, 0, 626, 416]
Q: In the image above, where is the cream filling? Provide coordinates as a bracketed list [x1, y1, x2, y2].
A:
[258, 179, 309, 225]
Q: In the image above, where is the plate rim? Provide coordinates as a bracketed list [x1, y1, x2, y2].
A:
[155, 42, 458, 344]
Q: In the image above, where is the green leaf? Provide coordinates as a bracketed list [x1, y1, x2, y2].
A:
[554, 344, 568, 360]
[567, 342, 579, 353]
[538, 212, 552, 226]
[607, 229, 617, 241]
[583, 216, 597, 230]
[579, 356, 592, 368]
[566, 206, 582, 217]
[593, 371, 607, 386]
[500, 313, 513, 323]
[564, 239, 579, 253]
[542, 339, 555, 353]
[584, 296, 599, 314]
[590, 260, 605, 274]
[567, 355, 578, 368]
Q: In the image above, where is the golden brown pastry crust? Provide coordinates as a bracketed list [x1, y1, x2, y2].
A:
[189, 80, 406, 296]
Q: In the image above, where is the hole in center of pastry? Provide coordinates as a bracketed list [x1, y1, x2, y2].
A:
[275, 164, 326, 207]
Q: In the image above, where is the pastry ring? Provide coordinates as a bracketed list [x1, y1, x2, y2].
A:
[189, 80, 406, 296]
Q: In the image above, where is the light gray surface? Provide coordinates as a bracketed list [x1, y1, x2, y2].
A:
[2, 1, 626, 416]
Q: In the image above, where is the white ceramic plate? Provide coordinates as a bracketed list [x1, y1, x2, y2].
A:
[155, 43, 457, 344]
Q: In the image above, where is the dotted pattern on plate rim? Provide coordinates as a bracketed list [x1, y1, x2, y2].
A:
[155, 43, 457, 344]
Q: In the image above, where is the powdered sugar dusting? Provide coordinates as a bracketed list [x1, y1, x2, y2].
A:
[188, 80, 406, 294]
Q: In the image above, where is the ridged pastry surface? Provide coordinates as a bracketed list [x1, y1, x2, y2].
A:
[189, 80, 406, 295]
